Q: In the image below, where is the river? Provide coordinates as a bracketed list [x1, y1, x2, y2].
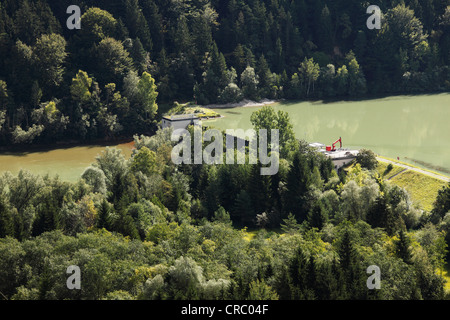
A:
[205, 93, 450, 175]
[0, 141, 135, 182]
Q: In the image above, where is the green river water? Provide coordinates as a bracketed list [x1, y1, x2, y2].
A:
[205, 93, 450, 175]
[0, 94, 448, 182]
[0, 141, 134, 182]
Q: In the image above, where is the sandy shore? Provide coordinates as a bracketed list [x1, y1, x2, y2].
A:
[202, 99, 278, 109]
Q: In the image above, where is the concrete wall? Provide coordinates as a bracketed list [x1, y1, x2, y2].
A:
[162, 118, 200, 131]
[332, 158, 356, 170]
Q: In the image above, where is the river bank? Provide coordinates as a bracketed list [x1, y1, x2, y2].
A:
[0, 93, 448, 182]
[0, 141, 136, 182]
[205, 93, 450, 176]
[376, 158, 448, 212]
[0, 136, 135, 155]
[201, 98, 278, 109]
[377, 156, 450, 182]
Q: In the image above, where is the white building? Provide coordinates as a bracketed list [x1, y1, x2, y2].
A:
[309, 142, 359, 170]
[161, 114, 201, 131]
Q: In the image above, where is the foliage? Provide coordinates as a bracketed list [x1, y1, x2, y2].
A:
[130, 147, 159, 176]
[70, 70, 93, 103]
[391, 171, 447, 213]
[250, 106, 297, 159]
[0, 1, 448, 145]
[137, 72, 158, 118]
[432, 183, 450, 222]
[356, 149, 378, 170]
[0, 0, 449, 301]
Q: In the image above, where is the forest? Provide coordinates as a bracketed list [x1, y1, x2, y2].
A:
[1, 0, 450, 301]
[1, 107, 450, 300]
[0, 0, 449, 145]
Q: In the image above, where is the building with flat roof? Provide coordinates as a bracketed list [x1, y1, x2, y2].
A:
[309, 142, 359, 170]
[161, 114, 201, 131]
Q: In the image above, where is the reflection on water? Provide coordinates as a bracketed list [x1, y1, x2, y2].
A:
[405, 157, 450, 175]
[206, 94, 450, 175]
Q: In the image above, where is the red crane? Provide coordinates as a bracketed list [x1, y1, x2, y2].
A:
[326, 137, 342, 152]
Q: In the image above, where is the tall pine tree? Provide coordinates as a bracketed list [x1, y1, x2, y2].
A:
[284, 151, 311, 222]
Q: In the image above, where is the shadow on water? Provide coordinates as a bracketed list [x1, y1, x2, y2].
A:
[405, 157, 450, 175]
[0, 138, 135, 156]
[276, 92, 449, 107]
[224, 111, 242, 115]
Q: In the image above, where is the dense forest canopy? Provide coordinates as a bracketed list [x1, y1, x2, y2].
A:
[1, 0, 450, 301]
[0, 111, 450, 300]
[0, 0, 449, 145]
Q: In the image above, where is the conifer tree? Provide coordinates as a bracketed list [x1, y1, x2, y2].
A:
[274, 38, 284, 73]
[248, 163, 272, 216]
[337, 228, 366, 298]
[280, 213, 300, 234]
[129, 38, 149, 73]
[112, 196, 140, 239]
[285, 152, 311, 222]
[257, 55, 272, 98]
[307, 202, 327, 230]
[0, 197, 14, 238]
[367, 195, 390, 229]
[124, 0, 152, 51]
[198, 42, 228, 104]
[338, 229, 356, 271]
[233, 190, 254, 227]
[395, 229, 412, 264]
[306, 255, 317, 294]
[232, 44, 247, 76]
[318, 5, 333, 53]
[97, 199, 112, 230]
[288, 247, 313, 299]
